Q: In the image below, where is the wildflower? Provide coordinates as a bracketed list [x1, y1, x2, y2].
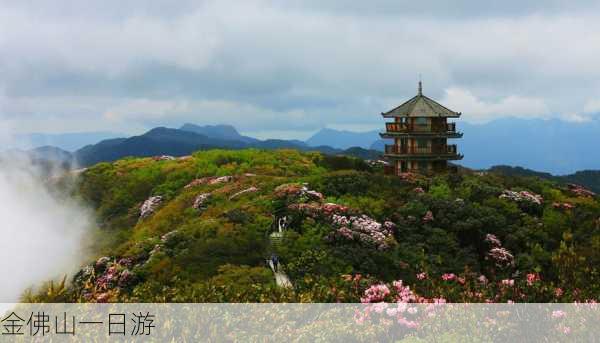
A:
[441, 273, 456, 281]
[552, 310, 566, 319]
[478, 275, 488, 284]
[457, 277, 466, 285]
[416, 272, 427, 280]
[562, 326, 571, 335]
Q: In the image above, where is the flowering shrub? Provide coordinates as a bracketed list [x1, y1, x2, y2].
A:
[552, 202, 575, 211]
[73, 256, 139, 303]
[484, 233, 515, 268]
[499, 190, 543, 205]
[441, 273, 456, 281]
[328, 214, 396, 250]
[567, 183, 596, 198]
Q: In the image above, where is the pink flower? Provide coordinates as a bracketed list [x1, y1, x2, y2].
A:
[501, 279, 515, 287]
[353, 310, 366, 324]
[457, 277, 466, 285]
[526, 273, 540, 286]
[422, 211, 434, 223]
[441, 273, 456, 281]
[361, 284, 391, 303]
[478, 275, 488, 284]
[555, 288, 564, 297]
[562, 326, 571, 335]
[552, 310, 566, 319]
[416, 272, 427, 280]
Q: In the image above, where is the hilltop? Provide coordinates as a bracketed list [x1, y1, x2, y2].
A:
[28, 149, 600, 303]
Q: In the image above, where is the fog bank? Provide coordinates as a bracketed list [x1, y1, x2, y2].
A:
[0, 155, 92, 302]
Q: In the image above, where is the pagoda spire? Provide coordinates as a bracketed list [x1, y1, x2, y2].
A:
[418, 80, 422, 96]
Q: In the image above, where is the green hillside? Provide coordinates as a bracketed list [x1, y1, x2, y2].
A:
[28, 149, 600, 303]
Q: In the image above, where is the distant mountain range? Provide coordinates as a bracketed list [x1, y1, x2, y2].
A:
[13, 124, 378, 167]
[7, 117, 600, 177]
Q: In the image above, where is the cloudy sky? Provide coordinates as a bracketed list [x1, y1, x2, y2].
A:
[1, 0, 600, 139]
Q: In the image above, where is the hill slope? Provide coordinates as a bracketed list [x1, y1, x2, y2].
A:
[29, 149, 600, 303]
[489, 165, 600, 193]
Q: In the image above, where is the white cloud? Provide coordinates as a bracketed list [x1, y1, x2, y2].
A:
[0, 155, 92, 301]
[441, 87, 549, 123]
[584, 99, 600, 113]
[2, 1, 600, 135]
[560, 112, 592, 123]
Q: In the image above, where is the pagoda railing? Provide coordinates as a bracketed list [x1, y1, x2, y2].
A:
[385, 144, 458, 155]
[385, 122, 457, 133]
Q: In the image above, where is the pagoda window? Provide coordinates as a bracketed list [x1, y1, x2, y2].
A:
[415, 117, 428, 125]
[414, 117, 429, 131]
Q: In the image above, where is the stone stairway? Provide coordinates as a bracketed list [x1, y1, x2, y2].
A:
[267, 216, 292, 288]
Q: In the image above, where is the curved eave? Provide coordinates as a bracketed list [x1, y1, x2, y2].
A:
[381, 112, 462, 118]
[383, 154, 464, 161]
[379, 132, 463, 139]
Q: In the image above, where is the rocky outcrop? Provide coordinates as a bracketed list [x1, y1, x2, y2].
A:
[184, 176, 233, 189]
[152, 155, 175, 161]
[229, 186, 259, 200]
[139, 196, 163, 219]
[193, 193, 211, 210]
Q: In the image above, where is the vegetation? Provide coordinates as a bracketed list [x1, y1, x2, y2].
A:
[26, 149, 600, 303]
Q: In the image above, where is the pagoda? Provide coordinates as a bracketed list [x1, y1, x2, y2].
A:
[380, 82, 463, 174]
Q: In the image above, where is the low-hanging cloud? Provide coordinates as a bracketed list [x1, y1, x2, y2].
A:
[0, 150, 92, 302]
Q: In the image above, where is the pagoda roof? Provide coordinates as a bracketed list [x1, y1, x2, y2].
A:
[381, 82, 461, 118]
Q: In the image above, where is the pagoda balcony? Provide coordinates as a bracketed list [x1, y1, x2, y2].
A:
[383, 122, 460, 136]
[384, 144, 462, 159]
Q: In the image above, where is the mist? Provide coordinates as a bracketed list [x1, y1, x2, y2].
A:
[0, 153, 92, 302]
